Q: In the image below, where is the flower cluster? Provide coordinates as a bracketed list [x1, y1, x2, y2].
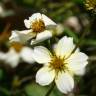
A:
[85, 0, 96, 12]
[0, 13, 88, 94]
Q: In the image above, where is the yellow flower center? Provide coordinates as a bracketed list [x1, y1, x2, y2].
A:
[31, 19, 45, 33]
[11, 42, 23, 52]
[85, 0, 96, 11]
[49, 55, 67, 73]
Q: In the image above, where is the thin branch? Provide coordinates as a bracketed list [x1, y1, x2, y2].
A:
[45, 82, 55, 96]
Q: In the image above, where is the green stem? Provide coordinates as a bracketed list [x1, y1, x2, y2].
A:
[45, 82, 55, 96]
[71, 29, 88, 54]
[82, 39, 96, 46]
[65, 28, 88, 60]
[64, 28, 79, 43]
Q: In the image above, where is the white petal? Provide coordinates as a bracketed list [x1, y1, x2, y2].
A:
[20, 47, 35, 64]
[68, 52, 88, 62]
[42, 14, 56, 26]
[74, 68, 86, 76]
[55, 36, 75, 58]
[36, 66, 55, 86]
[9, 30, 35, 44]
[29, 13, 42, 21]
[24, 19, 31, 28]
[24, 13, 42, 28]
[0, 52, 6, 60]
[5, 48, 20, 68]
[36, 30, 52, 40]
[32, 46, 52, 64]
[55, 72, 74, 94]
[67, 52, 88, 75]
[31, 30, 52, 45]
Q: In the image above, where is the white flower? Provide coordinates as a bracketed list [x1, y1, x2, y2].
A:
[32, 36, 88, 94]
[0, 43, 34, 68]
[0, 3, 14, 18]
[9, 13, 56, 44]
[64, 16, 81, 32]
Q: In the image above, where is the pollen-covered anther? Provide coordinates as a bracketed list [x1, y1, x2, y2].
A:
[11, 42, 23, 52]
[31, 19, 45, 33]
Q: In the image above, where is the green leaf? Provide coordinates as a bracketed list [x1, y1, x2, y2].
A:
[25, 83, 63, 96]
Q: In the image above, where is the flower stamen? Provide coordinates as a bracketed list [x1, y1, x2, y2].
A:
[49, 55, 67, 73]
[11, 42, 23, 52]
[31, 19, 45, 33]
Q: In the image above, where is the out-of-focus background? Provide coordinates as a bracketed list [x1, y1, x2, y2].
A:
[0, 0, 96, 96]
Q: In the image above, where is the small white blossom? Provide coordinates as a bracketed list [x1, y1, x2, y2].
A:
[51, 24, 65, 36]
[32, 36, 88, 94]
[0, 43, 34, 68]
[0, 3, 14, 18]
[64, 16, 81, 32]
[9, 13, 56, 45]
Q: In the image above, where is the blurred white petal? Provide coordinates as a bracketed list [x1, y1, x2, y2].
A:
[42, 14, 56, 26]
[20, 47, 35, 64]
[36, 66, 55, 86]
[31, 30, 52, 45]
[64, 16, 81, 32]
[36, 30, 52, 40]
[6, 48, 20, 68]
[55, 24, 64, 36]
[74, 68, 86, 76]
[55, 72, 74, 94]
[9, 30, 35, 44]
[32, 46, 51, 64]
[0, 52, 6, 60]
